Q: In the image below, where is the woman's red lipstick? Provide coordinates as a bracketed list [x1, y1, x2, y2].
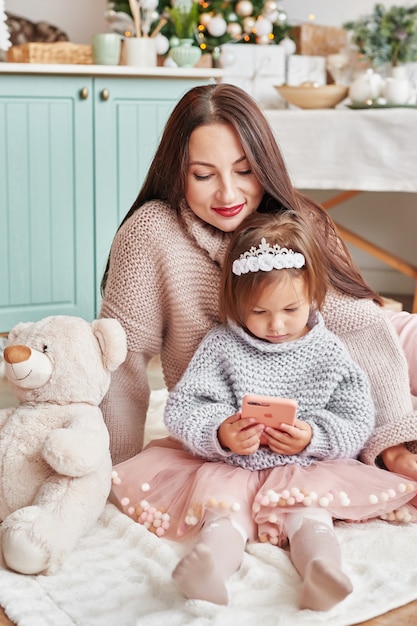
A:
[212, 204, 244, 217]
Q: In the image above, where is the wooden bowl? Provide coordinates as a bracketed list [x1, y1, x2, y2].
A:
[275, 83, 349, 109]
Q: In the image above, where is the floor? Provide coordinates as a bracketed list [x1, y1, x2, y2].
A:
[0, 294, 415, 625]
[0, 597, 416, 626]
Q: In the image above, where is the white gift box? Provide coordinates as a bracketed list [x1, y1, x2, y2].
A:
[220, 43, 286, 108]
[286, 54, 326, 86]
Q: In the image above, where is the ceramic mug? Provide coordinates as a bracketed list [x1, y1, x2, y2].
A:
[383, 67, 412, 105]
[92, 33, 121, 66]
[123, 37, 157, 68]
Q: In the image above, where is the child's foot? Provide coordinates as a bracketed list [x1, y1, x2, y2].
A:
[172, 543, 228, 605]
[300, 558, 353, 611]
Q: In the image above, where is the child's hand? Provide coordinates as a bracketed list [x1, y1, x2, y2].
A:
[262, 419, 312, 455]
[218, 413, 264, 455]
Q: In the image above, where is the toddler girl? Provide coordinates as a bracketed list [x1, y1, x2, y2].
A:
[111, 211, 417, 611]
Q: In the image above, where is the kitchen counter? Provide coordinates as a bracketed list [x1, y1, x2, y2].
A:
[0, 61, 224, 79]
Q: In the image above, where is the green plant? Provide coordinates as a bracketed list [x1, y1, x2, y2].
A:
[165, 0, 200, 40]
[343, 3, 417, 66]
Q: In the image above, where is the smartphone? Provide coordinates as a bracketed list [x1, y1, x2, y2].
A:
[241, 394, 298, 445]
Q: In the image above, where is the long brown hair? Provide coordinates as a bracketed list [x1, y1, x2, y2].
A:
[220, 211, 329, 326]
[101, 83, 381, 305]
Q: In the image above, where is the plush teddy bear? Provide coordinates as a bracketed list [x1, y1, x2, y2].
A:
[0, 315, 127, 575]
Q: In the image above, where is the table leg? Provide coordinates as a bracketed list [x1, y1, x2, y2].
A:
[322, 192, 417, 313]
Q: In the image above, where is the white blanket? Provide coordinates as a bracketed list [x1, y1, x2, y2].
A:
[1, 389, 417, 626]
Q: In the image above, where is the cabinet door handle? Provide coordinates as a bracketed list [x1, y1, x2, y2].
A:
[100, 88, 110, 101]
[79, 87, 89, 100]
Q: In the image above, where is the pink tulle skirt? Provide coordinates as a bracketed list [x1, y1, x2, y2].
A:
[111, 442, 417, 546]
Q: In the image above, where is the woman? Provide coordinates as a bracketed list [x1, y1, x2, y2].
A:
[100, 82, 417, 478]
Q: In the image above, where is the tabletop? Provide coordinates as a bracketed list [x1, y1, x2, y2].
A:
[264, 107, 417, 193]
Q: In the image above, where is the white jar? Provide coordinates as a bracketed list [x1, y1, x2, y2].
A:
[383, 66, 412, 105]
[348, 68, 384, 104]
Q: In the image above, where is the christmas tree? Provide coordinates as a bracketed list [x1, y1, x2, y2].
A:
[197, 0, 291, 50]
[108, 0, 292, 52]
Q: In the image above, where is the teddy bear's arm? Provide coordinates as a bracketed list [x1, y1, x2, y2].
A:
[42, 405, 110, 477]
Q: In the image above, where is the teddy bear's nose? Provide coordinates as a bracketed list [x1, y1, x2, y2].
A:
[4, 345, 32, 364]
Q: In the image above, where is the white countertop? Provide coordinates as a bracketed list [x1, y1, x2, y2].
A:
[0, 62, 224, 79]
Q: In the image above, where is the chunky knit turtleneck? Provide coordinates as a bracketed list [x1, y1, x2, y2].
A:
[164, 313, 375, 471]
[100, 200, 417, 466]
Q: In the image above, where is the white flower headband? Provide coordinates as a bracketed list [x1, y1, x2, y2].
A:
[232, 238, 306, 276]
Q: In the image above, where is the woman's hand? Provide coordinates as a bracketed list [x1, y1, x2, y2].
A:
[218, 413, 264, 455]
[262, 419, 312, 455]
[381, 444, 417, 481]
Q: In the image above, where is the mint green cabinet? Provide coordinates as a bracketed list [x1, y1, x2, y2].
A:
[0, 76, 95, 332]
[0, 73, 212, 332]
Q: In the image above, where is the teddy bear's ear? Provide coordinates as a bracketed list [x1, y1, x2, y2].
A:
[91, 319, 127, 372]
[7, 321, 33, 343]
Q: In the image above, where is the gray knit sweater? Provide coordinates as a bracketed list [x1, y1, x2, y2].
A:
[164, 313, 375, 470]
[100, 199, 417, 465]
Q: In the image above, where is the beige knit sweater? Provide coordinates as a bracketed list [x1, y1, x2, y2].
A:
[100, 200, 417, 465]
